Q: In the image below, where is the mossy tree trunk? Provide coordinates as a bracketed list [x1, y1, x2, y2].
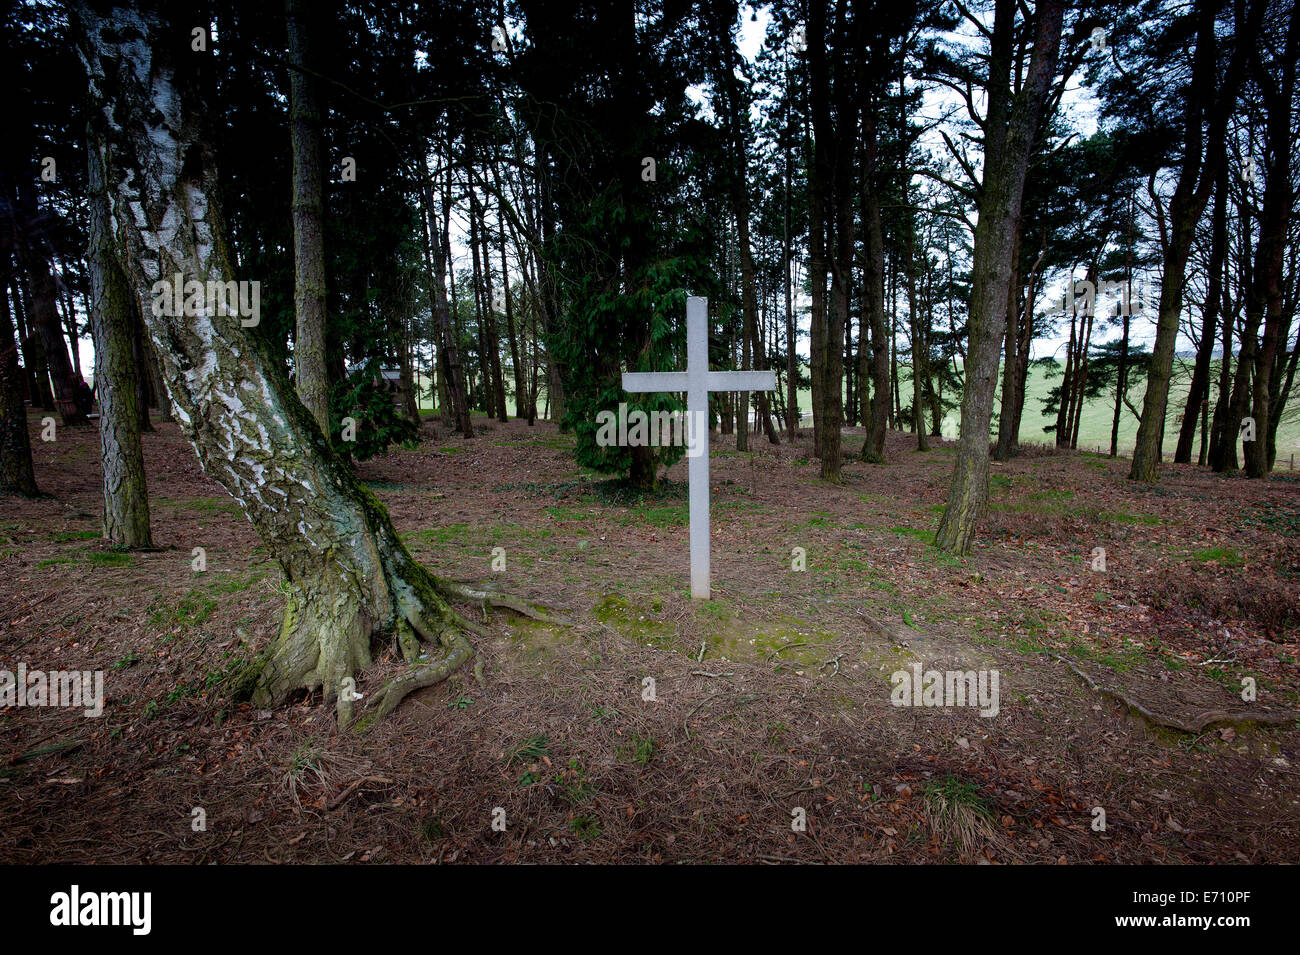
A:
[73, 0, 486, 722]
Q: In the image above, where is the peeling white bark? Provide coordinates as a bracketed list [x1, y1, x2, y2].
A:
[72, 0, 470, 711]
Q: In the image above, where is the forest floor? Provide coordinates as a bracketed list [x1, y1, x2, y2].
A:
[1, 409, 1298, 864]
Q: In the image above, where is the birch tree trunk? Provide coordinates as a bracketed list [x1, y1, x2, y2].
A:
[73, 0, 500, 724]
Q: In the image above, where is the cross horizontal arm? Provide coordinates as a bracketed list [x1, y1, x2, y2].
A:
[622, 371, 689, 393]
[705, 370, 777, 392]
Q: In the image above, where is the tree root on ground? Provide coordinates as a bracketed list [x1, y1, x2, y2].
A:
[351, 627, 474, 728]
[344, 581, 569, 730]
[1049, 652, 1295, 734]
[433, 578, 574, 626]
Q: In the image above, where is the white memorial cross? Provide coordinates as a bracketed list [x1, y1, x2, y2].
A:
[622, 296, 776, 600]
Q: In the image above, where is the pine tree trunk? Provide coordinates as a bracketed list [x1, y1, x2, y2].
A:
[501, 236, 525, 418]
[994, 225, 1023, 460]
[820, 166, 854, 481]
[87, 124, 151, 547]
[1130, 0, 1260, 482]
[936, 0, 1063, 554]
[286, 0, 331, 435]
[24, 252, 85, 425]
[808, 189, 826, 458]
[1244, 0, 1300, 479]
[1065, 259, 1101, 450]
[1214, 233, 1260, 474]
[0, 267, 38, 497]
[904, 206, 927, 451]
[420, 178, 472, 437]
[1057, 293, 1077, 447]
[58, 255, 82, 379]
[1175, 170, 1227, 463]
[129, 293, 154, 432]
[783, 136, 798, 438]
[859, 134, 889, 464]
[1110, 260, 1133, 458]
[1010, 279, 1035, 448]
[709, 5, 758, 453]
[1070, 303, 1095, 449]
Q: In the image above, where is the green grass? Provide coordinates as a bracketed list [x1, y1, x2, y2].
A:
[696, 599, 731, 622]
[545, 505, 592, 523]
[887, 526, 936, 544]
[149, 589, 218, 629]
[568, 814, 601, 841]
[618, 733, 656, 766]
[408, 523, 473, 545]
[1066, 636, 1145, 672]
[923, 775, 992, 819]
[546, 499, 688, 528]
[555, 758, 596, 805]
[507, 734, 550, 765]
[1028, 488, 1074, 502]
[206, 572, 265, 594]
[619, 504, 687, 527]
[1189, 546, 1245, 567]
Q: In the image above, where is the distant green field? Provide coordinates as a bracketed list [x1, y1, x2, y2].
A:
[948, 359, 1298, 462]
[417, 359, 1300, 466]
[808, 357, 1300, 463]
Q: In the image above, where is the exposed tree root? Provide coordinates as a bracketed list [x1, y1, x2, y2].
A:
[238, 564, 571, 730]
[433, 578, 574, 627]
[1049, 652, 1296, 734]
[855, 608, 909, 647]
[353, 628, 474, 729]
[344, 580, 569, 730]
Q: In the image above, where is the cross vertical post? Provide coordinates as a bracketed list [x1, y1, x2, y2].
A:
[685, 296, 711, 599]
[621, 295, 776, 599]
